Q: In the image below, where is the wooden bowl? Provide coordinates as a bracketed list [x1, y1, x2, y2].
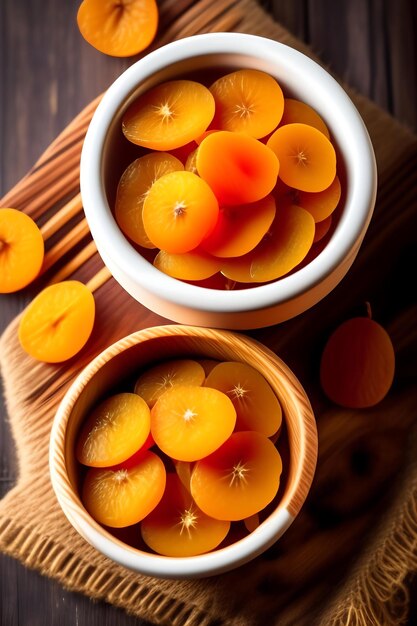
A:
[50, 325, 317, 578]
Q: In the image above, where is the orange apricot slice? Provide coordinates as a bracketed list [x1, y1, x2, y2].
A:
[122, 80, 215, 150]
[18, 280, 95, 362]
[151, 385, 236, 461]
[134, 359, 205, 408]
[210, 69, 284, 138]
[142, 171, 219, 253]
[76, 393, 151, 467]
[267, 123, 336, 192]
[141, 474, 230, 556]
[202, 195, 276, 258]
[221, 204, 315, 283]
[190, 431, 282, 521]
[154, 249, 221, 280]
[77, 0, 158, 57]
[82, 451, 166, 527]
[313, 215, 332, 243]
[0, 208, 44, 293]
[205, 361, 282, 436]
[280, 98, 330, 138]
[320, 316, 395, 408]
[115, 152, 184, 248]
[298, 175, 341, 223]
[196, 131, 279, 205]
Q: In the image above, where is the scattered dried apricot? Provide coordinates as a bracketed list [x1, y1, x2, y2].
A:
[320, 316, 395, 408]
[18, 280, 95, 362]
[77, 0, 158, 57]
[0, 208, 44, 293]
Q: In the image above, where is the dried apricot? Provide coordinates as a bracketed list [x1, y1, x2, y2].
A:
[76, 393, 151, 467]
[196, 131, 279, 205]
[18, 280, 95, 362]
[298, 175, 341, 223]
[205, 361, 282, 436]
[82, 451, 165, 527]
[134, 359, 205, 408]
[320, 316, 395, 408]
[115, 152, 183, 248]
[313, 215, 332, 243]
[151, 385, 236, 461]
[191, 431, 282, 521]
[202, 195, 276, 258]
[210, 69, 284, 138]
[280, 98, 330, 138]
[141, 474, 230, 556]
[122, 80, 215, 150]
[142, 171, 219, 253]
[267, 123, 336, 192]
[154, 249, 221, 280]
[221, 204, 315, 283]
[0, 208, 44, 293]
[77, 0, 158, 57]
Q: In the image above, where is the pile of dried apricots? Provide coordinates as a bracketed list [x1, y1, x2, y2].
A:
[76, 358, 283, 556]
[115, 68, 341, 286]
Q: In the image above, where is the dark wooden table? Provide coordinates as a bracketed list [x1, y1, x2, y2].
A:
[1, 1, 416, 624]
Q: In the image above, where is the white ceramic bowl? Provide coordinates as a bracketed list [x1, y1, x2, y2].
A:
[49, 325, 317, 578]
[80, 33, 377, 330]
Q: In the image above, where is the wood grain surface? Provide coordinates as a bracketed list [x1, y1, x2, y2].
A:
[0, 1, 416, 625]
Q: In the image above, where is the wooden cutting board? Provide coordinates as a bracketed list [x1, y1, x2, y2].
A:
[1, 1, 417, 625]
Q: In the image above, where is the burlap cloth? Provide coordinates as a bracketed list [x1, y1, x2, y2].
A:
[1, 1, 416, 624]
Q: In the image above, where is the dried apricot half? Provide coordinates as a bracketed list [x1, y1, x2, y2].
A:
[151, 385, 236, 461]
[205, 361, 282, 436]
[18, 281, 95, 362]
[134, 359, 205, 408]
[154, 249, 221, 280]
[141, 474, 230, 556]
[191, 431, 282, 521]
[115, 152, 184, 248]
[0, 208, 44, 293]
[76, 393, 151, 467]
[267, 123, 336, 192]
[221, 204, 315, 283]
[77, 0, 158, 58]
[196, 131, 279, 205]
[280, 98, 330, 138]
[142, 171, 219, 253]
[82, 451, 166, 527]
[210, 69, 284, 138]
[122, 80, 215, 150]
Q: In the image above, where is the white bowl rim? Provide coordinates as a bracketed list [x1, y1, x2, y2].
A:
[80, 32, 377, 314]
[49, 324, 316, 577]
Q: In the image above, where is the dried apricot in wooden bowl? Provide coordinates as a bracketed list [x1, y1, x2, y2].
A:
[50, 325, 317, 578]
